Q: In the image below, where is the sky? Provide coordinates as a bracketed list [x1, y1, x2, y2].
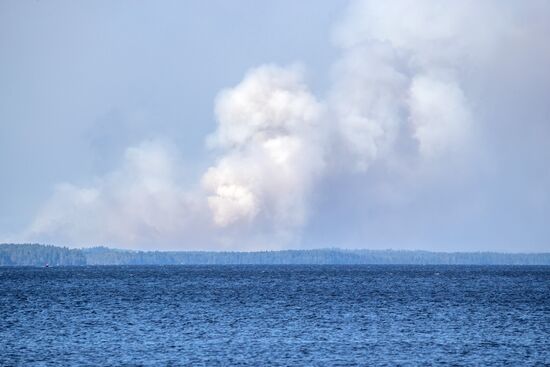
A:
[1, 0, 549, 252]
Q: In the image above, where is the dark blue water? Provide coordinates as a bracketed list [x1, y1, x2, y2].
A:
[1, 266, 548, 365]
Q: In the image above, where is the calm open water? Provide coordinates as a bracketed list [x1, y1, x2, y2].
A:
[1, 265, 549, 366]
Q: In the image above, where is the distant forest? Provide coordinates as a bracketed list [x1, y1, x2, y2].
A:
[1, 243, 549, 266]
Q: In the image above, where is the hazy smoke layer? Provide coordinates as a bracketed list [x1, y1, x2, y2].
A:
[27, 141, 204, 247]
[25, 1, 550, 249]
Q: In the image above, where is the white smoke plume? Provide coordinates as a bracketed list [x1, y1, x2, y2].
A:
[23, 1, 550, 249]
[203, 65, 325, 231]
[330, 0, 486, 164]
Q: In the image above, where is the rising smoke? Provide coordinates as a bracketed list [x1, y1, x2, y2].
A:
[25, 0, 550, 250]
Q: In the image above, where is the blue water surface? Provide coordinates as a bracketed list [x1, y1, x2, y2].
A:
[1, 265, 549, 365]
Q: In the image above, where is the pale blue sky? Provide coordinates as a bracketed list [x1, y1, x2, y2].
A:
[1, 1, 549, 252]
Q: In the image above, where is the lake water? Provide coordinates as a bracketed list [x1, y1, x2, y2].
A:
[1, 265, 548, 365]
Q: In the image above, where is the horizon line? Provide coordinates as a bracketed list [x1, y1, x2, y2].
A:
[2, 243, 549, 255]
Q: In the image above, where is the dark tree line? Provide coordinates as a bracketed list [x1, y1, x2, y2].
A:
[1, 243, 549, 266]
[0, 243, 86, 266]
